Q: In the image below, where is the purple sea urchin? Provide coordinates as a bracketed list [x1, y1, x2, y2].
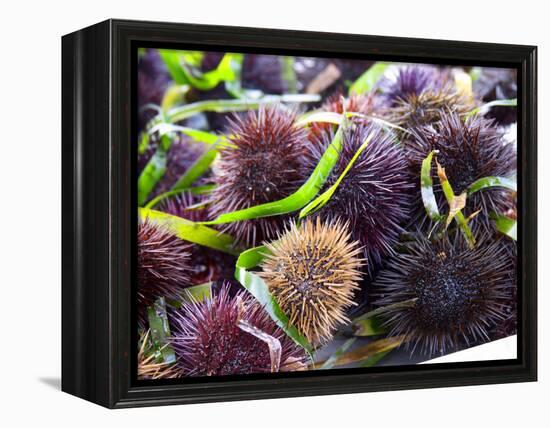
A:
[489, 236, 517, 339]
[208, 106, 310, 247]
[373, 232, 515, 355]
[406, 112, 516, 231]
[379, 65, 473, 134]
[137, 218, 192, 320]
[260, 218, 364, 346]
[380, 65, 443, 106]
[306, 122, 413, 270]
[170, 284, 308, 376]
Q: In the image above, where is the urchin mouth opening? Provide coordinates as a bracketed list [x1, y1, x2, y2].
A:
[278, 246, 337, 298]
[412, 257, 484, 330]
[437, 152, 479, 194]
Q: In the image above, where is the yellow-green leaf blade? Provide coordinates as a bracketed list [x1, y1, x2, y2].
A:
[139, 207, 240, 255]
[421, 150, 442, 221]
[349, 62, 389, 95]
[202, 123, 345, 225]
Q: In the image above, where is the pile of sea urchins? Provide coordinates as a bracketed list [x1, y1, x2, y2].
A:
[137, 56, 517, 378]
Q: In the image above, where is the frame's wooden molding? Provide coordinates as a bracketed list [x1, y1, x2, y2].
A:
[61, 19, 537, 409]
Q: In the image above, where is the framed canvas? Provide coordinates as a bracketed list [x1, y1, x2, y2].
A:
[61, 19, 537, 408]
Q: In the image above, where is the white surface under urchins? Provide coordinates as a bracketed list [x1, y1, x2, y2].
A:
[1, 1, 546, 427]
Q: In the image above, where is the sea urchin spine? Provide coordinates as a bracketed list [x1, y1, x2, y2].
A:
[260, 218, 364, 346]
[138, 330, 182, 380]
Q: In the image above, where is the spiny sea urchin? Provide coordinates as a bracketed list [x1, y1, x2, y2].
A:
[406, 112, 516, 231]
[242, 54, 287, 94]
[380, 65, 473, 135]
[306, 122, 413, 270]
[373, 231, 515, 355]
[170, 284, 308, 376]
[380, 65, 444, 106]
[260, 218, 364, 346]
[137, 218, 192, 321]
[208, 106, 310, 247]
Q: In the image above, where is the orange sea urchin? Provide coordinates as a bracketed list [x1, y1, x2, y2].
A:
[260, 218, 364, 346]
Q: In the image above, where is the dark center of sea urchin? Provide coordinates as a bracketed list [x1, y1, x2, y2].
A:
[260, 218, 364, 346]
[407, 112, 516, 230]
[137, 218, 192, 322]
[413, 254, 482, 330]
[208, 106, 310, 247]
[170, 284, 308, 377]
[373, 232, 514, 355]
[306, 122, 413, 271]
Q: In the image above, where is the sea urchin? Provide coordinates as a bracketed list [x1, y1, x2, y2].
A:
[170, 284, 308, 376]
[260, 218, 364, 346]
[373, 231, 515, 355]
[208, 106, 310, 246]
[306, 122, 413, 270]
[406, 112, 516, 231]
[380, 65, 443, 106]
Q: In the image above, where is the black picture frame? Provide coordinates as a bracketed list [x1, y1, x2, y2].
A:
[61, 18, 537, 409]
